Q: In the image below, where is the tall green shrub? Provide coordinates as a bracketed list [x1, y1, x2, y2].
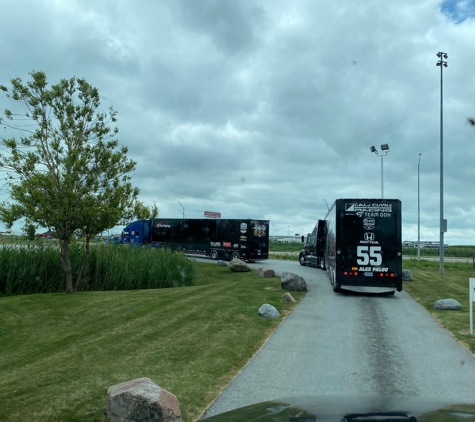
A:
[0, 244, 195, 297]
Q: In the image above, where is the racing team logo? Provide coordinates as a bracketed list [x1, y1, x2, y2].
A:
[364, 232, 375, 241]
[363, 218, 375, 230]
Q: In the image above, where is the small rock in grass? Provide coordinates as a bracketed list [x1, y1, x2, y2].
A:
[107, 377, 182, 422]
[282, 292, 297, 302]
[228, 258, 251, 272]
[433, 298, 462, 310]
[258, 304, 279, 318]
[258, 267, 275, 278]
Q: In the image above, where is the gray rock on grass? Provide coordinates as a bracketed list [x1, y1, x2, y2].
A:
[228, 258, 251, 272]
[402, 270, 413, 281]
[258, 304, 279, 318]
[258, 267, 275, 278]
[433, 298, 462, 310]
[281, 272, 307, 291]
[282, 292, 297, 302]
[107, 377, 182, 422]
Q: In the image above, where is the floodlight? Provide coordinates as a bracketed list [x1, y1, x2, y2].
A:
[436, 53, 441, 58]
[381, 144, 390, 151]
[370, 146, 377, 153]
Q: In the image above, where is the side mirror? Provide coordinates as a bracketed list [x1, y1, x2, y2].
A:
[301, 235, 305, 243]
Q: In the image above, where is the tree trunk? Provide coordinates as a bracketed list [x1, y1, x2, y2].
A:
[59, 239, 74, 293]
[74, 237, 91, 292]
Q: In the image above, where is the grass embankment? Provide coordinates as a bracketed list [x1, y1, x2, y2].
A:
[403, 261, 475, 355]
[0, 263, 304, 422]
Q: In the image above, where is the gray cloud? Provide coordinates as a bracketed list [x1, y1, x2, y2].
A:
[1, 0, 474, 244]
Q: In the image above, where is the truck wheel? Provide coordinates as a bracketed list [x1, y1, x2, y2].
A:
[385, 291, 395, 296]
[231, 252, 240, 260]
[299, 255, 306, 266]
[210, 250, 218, 260]
[331, 270, 341, 292]
[319, 257, 325, 270]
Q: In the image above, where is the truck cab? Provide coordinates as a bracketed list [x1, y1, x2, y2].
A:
[299, 219, 326, 269]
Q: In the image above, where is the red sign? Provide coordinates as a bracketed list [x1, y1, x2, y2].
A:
[204, 211, 221, 218]
[223, 242, 231, 248]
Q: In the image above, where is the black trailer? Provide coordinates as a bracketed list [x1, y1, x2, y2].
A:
[300, 199, 402, 294]
[151, 218, 269, 262]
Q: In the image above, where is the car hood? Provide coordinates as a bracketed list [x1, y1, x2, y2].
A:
[201, 395, 475, 421]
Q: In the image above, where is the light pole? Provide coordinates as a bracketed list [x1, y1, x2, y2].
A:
[323, 199, 329, 211]
[370, 144, 390, 198]
[417, 153, 421, 261]
[436, 51, 448, 275]
[175, 198, 185, 219]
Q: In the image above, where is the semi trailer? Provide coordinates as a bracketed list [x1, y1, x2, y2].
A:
[299, 199, 402, 294]
[120, 218, 269, 262]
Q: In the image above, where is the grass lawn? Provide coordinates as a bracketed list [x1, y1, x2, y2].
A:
[0, 262, 304, 422]
[403, 262, 475, 355]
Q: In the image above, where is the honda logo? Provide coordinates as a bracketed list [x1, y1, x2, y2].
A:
[364, 232, 375, 241]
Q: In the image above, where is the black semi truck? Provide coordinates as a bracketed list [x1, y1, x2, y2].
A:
[120, 218, 269, 262]
[299, 199, 402, 294]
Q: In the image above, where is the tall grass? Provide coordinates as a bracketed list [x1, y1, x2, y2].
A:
[0, 244, 195, 296]
[403, 246, 475, 257]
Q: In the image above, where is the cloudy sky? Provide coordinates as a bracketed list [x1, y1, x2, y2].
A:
[1, 0, 475, 244]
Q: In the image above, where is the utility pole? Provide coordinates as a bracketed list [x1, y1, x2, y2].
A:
[436, 52, 448, 275]
[417, 153, 421, 261]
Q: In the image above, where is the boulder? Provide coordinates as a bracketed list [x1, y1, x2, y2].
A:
[281, 272, 307, 291]
[402, 270, 413, 281]
[258, 303, 279, 318]
[433, 299, 462, 310]
[282, 292, 296, 303]
[258, 267, 275, 278]
[107, 377, 182, 422]
[217, 260, 228, 266]
[228, 258, 251, 272]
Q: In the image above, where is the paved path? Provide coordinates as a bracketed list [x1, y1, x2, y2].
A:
[202, 259, 475, 419]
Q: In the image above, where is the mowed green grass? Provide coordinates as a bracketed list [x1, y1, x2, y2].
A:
[0, 263, 304, 422]
[403, 264, 475, 355]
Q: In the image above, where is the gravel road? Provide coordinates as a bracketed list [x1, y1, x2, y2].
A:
[201, 258, 475, 419]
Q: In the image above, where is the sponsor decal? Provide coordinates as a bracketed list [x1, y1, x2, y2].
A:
[363, 218, 375, 230]
[210, 242, 220, 247]
[240, 223, 247, 234]
[364, 232, 375, 241]
[345, 203, 393, 218]
[223, 242, 231, 247]
[252, 223, 267, 237]
[365, 272, 373, 277]
[233, 243, 239, 248]
[155, 222, 171, 228]
[240, 236, 247, 241]
[359, 267, 389, 272]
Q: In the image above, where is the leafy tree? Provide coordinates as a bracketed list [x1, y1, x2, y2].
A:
[24, 221, 37, 241]
[132, 200, 159, 221]
[0, 71, 139, 293]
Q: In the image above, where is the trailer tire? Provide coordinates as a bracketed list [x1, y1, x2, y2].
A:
[231, 252, 240, 260]
[385, 291, 395, 296]
[210, 250, 219, 260]
[299, 255, 306, 266]
[319, 257, 325, 270]
[331, 270, 341, 293]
